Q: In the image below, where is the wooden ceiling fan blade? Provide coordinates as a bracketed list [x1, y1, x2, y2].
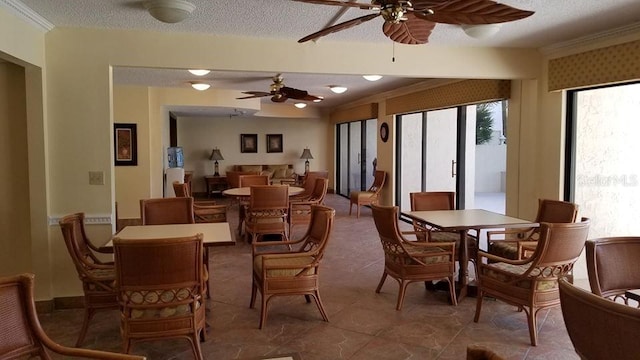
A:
[292, 0, 379, 10]
[281, 86, 312, 100]
[415, 0, 534, 24]
[383, 13, 434, 44]
[237, 91, 271, 99]
[298, 13, 380, 43]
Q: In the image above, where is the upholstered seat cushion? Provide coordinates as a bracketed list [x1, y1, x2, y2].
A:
[254, 254, 316, 277]
[350, 191, 374, 201]
[124, 289, 201, 319]
[488, 241, 519, 260]
[85, 268, 116, 291]
[481, 262, 558, 290]
[403, 245, 452, 265]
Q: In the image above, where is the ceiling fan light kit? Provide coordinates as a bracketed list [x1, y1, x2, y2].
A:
[237, 73, 322, 103]
[329, 86, 348, 94]
[294, 0, 534, 45]
[190, 82, 210, 91]
[462, 24, 502, 39]
[363, 75, 383, 81]
[188, 69, 210, 76]
[144, 0, 195, 24]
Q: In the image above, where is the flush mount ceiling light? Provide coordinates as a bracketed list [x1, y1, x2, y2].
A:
[190, 82, 210, 91]
[294, 103, 307, 109]
[144, 0, 196, 24]
[188, 69, 210, 76]
[461, 24, 502, 39]
[329, 86, 348, 94]
[363, 75, 383, 81]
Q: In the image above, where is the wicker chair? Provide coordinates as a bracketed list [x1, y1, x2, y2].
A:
[487, 199, 578, 260]
[113, 235, 206, 359]
[559, 278, 640, 360]
[586, 236, 640, 307]
[409, 191, 478, 266]
[371, 204, 458, 310]
[238, 174, 270, 187]
[349, 170, 386, 218]
[140, 197, 195, 225]
[474, 218, 590, 346]
[288, 178, 328, 237]
[59, 213, 119, 347]
[244, 185, 290, 243]
[250, 205, 335, 329]
[289, 171, 329, 201]
[0, 273, 145, 360]
[173, 182, 227, 224]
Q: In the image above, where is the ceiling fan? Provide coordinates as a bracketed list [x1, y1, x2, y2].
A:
[293, 0, 534, 45]
[236, 73, 323, 103]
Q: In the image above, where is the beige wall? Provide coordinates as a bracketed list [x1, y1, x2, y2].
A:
[3, 4, 638, 299]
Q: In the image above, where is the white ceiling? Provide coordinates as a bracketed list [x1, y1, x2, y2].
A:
[8, 0, 640, 116]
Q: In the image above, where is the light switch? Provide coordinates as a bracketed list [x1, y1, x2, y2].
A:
[89, 171, 104, 185]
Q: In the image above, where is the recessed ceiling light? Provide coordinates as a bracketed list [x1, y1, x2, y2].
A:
[363, 75, 382, 81]
[188, 69, 210, 76]
[329, 86, 347, 94]
[294, 103, 307, 109]
[190, 82, 210, 91]
[313, 96, 324, 103]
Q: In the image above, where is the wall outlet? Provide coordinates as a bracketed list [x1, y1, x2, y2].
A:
[89, 171, 104, 185]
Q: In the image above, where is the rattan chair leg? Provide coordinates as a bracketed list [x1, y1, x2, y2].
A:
[250, 281, 258, 308]
[527, 308, 538, 346]
[375, 272, 388, 293]
[312, 291, 329, 322]
[474, 291, 484, 322]
[447, 278, 458, 306]
[259, 295, 269, 329]
[396, 281, 410, 310]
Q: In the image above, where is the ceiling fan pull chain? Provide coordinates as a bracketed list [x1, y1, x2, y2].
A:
[392, 41, 395, 62]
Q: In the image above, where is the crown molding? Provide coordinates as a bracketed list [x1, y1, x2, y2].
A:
[48, 214, 113, 226]
[541, 22, 640, 57]
[0, 0, 54, 32]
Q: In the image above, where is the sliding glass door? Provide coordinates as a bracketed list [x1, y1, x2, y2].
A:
[336, 119, 377, 197]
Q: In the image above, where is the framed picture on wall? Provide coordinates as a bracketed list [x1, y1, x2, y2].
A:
[241, 134, 258, 153]
[114, 123, 138, 166]
[267, 134, 283, 153]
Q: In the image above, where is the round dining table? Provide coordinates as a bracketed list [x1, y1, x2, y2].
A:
[222, 186, 305, 197]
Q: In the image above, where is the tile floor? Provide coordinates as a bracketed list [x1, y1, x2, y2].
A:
[39, 194, 580, 359]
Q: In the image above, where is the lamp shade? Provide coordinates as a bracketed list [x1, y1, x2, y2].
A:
[209, 148, 224, 161]
[300, 148, 314, 160]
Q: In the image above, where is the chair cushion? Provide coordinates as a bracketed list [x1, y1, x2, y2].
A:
[124, 288, 201, 319]
[404, 245, 451, 265]
[254, 254, 316, 277]
[489, 241, 519, 260]
[481, 262, 558, 290]
[85, 268, 116, 291]
[260, 170, 274, 179]
[241, 165, 263, 173]
[350, 191, 374, 201]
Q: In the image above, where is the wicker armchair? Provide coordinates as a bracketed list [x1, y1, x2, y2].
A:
[289, 171, 329, 201]
[371, 204, 458, 310]
[244, 185, 289, 243]
[113, 235, 206, 359]
[474, 218, 590, 346]
[349, 170, 386, 218]
[487, 199, 578, 260]
[140, 197, 195, 225]
[288, 178, 328, 237]
[173, 182, 227, 223]
[0, 273, 145, 360]
[59, 213, 118, 347]
[559, 278, 640, 360]
[250, 205, 335, 329]
[586, 236, 640, 307]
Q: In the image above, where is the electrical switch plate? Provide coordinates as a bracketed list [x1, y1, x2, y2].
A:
[89, 171, 104, 185]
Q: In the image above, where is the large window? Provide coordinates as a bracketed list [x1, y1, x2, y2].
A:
[566, 82, 640, 239]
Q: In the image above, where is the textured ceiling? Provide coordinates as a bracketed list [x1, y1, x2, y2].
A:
[9, 0, 640, 116]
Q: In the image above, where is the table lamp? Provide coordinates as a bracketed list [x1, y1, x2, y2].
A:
[300, 148, 313, 174]
[209, 148, 224, 176]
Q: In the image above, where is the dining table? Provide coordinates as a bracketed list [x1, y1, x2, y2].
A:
[402, 209, 536, 301]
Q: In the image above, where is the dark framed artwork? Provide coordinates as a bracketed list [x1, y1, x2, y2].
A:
[114, 123, 138, 166]
[266, 134, 283, 153]
[241, 133, 258, 153]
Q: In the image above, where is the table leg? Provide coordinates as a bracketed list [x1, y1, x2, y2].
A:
[457, 229, 469, 300]
[205, 180, 212, 198]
